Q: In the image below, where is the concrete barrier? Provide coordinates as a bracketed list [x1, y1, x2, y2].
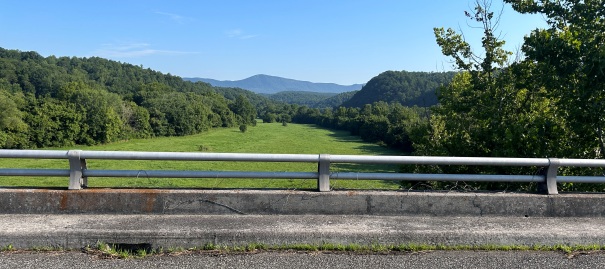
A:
[3, 188, 605, 249]
[1, 188, 604, 217]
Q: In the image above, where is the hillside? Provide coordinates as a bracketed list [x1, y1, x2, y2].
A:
[0, 47, 265, 149]
[341, 71, 456, 108]
[264, 91, 337, 107]
[313, 91, 358, 108]
[185, 74, 363, 94]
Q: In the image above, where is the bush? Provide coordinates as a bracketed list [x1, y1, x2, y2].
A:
[197, 145, 212, 152]
[239, 124, 248, 133]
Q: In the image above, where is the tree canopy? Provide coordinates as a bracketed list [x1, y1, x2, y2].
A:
[0, 47, 261, 148]
[505, 0, 605, 158]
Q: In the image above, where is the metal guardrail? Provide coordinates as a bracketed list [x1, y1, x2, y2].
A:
[1, 150, 605, 194]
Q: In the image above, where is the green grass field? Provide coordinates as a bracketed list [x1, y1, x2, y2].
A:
[0, 123, 404, 190]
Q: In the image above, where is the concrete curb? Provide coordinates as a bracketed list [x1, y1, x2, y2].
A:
[1, 188, 605, 217]
[1, 214, 604, 249]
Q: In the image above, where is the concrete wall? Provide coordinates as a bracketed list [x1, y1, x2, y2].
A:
[1, 188, 604, 217]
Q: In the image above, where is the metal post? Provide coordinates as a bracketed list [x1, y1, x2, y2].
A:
[540, 158, 559, 195]
[81, 157, 88, 188]
[67, 150, 86, 190]
[318, 154, 331, 192]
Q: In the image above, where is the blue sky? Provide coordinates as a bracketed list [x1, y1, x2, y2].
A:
[0, 1, 547, 85]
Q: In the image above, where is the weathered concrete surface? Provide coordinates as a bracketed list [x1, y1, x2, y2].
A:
[2, 189, 605, 249]
[1, 214, 604, 249]
[0, 188, 605, 217]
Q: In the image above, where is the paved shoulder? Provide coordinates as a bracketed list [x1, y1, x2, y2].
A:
[1, 214, 604, 249]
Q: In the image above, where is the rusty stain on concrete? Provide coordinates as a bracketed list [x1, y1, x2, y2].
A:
[59, 192, 68, 211]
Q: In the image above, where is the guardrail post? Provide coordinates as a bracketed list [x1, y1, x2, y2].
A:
[539, 158, 559, 195]
[318, 154, 331, 192]
[67, 150, 87, 190]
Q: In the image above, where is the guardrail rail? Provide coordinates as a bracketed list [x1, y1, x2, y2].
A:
[1, 149, 605, 194]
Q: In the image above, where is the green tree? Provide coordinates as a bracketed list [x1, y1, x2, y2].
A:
[505, 0, 605, 158]
[229, 95, 257, 125]
[420, 0, 569, 190]
[26, 98, 82, 147]
[0, 88, 28, 148]
[120, 101, 152, 139]
[428, 0, 514, 158]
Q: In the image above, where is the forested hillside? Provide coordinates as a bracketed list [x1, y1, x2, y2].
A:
[313, 91, 358, 108]
[0, 47, 259, 149]
[342, 71, 456, 108]
[264, 91, 336, 108]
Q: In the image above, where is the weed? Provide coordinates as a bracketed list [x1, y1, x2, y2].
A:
[246, 243, 268, 251]
[166, 246, 185, 253]
[197, 145, 212, 152]
[87, 241, 153, 259]
[31, 246, 63, 251]
[201, 243, 217, 250]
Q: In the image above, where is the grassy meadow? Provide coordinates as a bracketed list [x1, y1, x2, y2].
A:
[0, 122, 404, 190]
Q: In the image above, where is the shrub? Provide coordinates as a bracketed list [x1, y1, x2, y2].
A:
[197, 145, 212, 152]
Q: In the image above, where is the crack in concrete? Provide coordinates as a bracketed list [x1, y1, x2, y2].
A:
[164, 198, 247, 215]
[201, 199, 247, 215]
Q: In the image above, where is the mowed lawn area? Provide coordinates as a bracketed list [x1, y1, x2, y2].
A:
[0, 123, 404, 190]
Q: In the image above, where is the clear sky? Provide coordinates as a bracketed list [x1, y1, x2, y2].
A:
[0, 0, 547, 85]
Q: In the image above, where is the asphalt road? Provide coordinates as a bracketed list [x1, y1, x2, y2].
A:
[1, 250, 604, 269]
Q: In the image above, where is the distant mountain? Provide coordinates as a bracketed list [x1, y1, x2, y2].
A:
[184, 74, 363, 94]
[341, 71, 457, 108]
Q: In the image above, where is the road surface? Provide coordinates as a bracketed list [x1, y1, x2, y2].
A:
[1, 250, 604, 269]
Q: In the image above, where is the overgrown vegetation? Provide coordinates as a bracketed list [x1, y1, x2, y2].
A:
[412, 0, 605, 191]
[9, 241, 605, 259]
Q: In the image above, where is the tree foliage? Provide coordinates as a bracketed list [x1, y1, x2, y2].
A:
[265, 91, 337, 108]
[409, 0, 605, 191]
[505, 0, 605, 158]
[314, 90, 359, 108]
[423, 0, 569, 162]
[290, 101, 429, 153]
[0, 47, 251, 148]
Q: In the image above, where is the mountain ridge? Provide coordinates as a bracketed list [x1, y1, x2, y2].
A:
[184, 74, 363, 94]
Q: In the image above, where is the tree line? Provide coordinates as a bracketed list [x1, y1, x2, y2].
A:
[0, 48, 259, 148]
